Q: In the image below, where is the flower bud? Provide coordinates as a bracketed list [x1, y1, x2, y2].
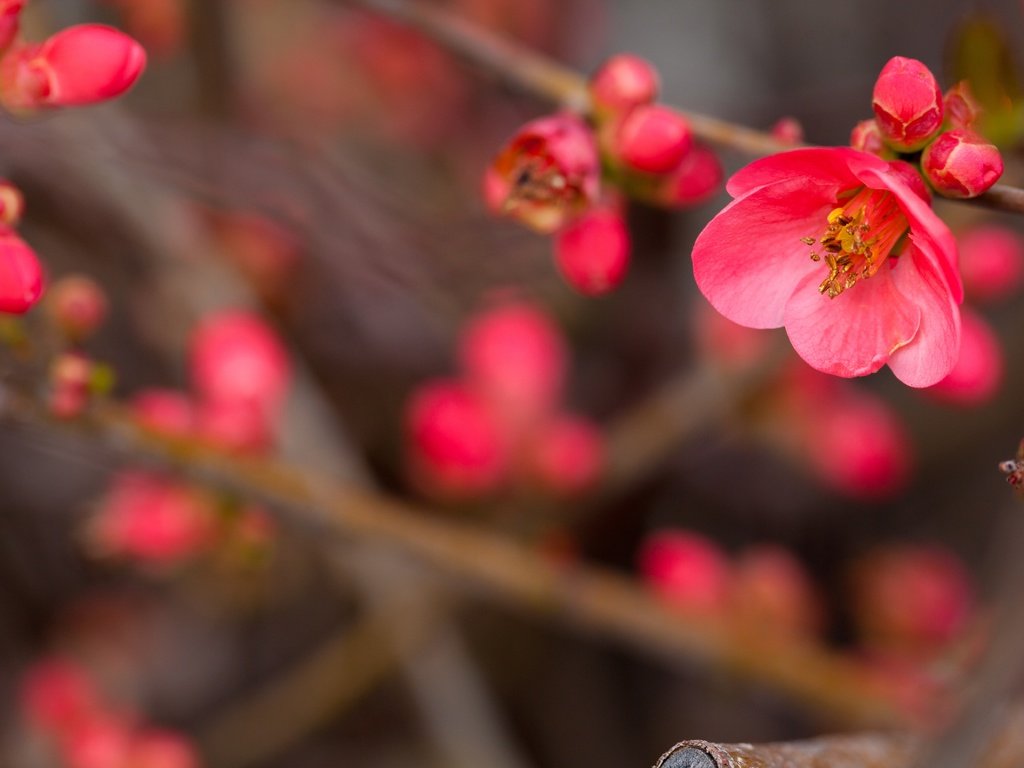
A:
[731, 546, 822, 639]
[613, 104, 692, 174]
[926, 309, 1002, 406]
[528, 414, 604, 496]
[0, 24, 146, 109]
[49, 351, 92, 418]
[849, 119, 890, 157]
[652, 141, 723, 207]
[131, 389, 195, 438]
[944, 80, 981, 129]
[196, 399, 274, 454]
[638, 530, 731, 614]
[770, 116, 804, 145]
[588, 54, 659, 116]
[488, 113, 600, 234]
[958, 225, 1024, 302]
[46, 274, 108, 340]
[405, 379, 507, 498]
[129, 729, 200, 768]
[0, 1, 23, 52]
[0, 227, 43, 313]
[553, 206, 630, 295]
[62, 715, 135, 768]
[21, 658, 100, 734]
[0, 178, 23, 225]
[921, 128, 1003, 198]
[871, 56, 944, 151]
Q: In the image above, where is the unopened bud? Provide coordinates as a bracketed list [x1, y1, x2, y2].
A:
[652, 141, 723, 207]
[770, 116, 804, 145]
[0, 1, 23, 52]
[528, 414, 604, 496]
[554, 207, 630, 295]
[921, 128, 1003, 198]
[0, 227, 42, 314]
[0, 179, 22, 225]
[944, 81, 981, 129]
[872, 56, 944, 151]
[588, 54, 659, 117]
[850, 119, 890, 157]
[46, 274, 108, 341]
[613, 104, 692, 174]
[958, 225, 1024, 303]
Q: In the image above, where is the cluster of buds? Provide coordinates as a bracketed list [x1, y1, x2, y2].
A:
[852, 56, 1003, 199]
[405, 300, 604, 500]
[638, 530, 823, 640]
[0, 1, 146, 112]
[20, 656, 198, 768]
[44, 275, 111, 418]
[85, 310, 287, 567]
[485, 54, 722, 295]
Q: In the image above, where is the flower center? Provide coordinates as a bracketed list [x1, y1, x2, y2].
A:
[802, 187, 909, 299]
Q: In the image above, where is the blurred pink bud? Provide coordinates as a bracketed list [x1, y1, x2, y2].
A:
[958, 225, 1024, 302]
[89, 472, 217, 564]
[207, 210, 301, 297]
[49, 352, 92, 419]
[770, 116, 804, 145]
[849, 544, 974, 655]
[129, 729, 199, 768]
[692, 303, 773, 371]
[653, 141, 723, 207]
[62, 715, 135, 768]
[886, 160, 931, 203]
[554, 207, 630, 295]
[944, 80, 981, 129]
[131, 389, 195, 439]
[21, 658, 101, 734]
[0, 226, 43, 313]
[0, 178, 23, 225]
[196, 398, 273, 454]
[921, 128, 1003, 198]
[0, 0, 22, 51]
[588, 54, 659, 116]
[488, 113, 600, 234]
[927, 309, 1003, 406]
[731, 546, 822, 639]
[849, 119, 890, 157]
[405, 379, 508, 498]
[458, 302, 566, 436]
[613, 104, 692, 174]
[46, 274, 108, 340]
[871, 56, 944, 151]
[0, 24, 146, 109]
[528, 414, 604, 496]
[805, 390, 911, 498]
[638, 530, 731, 614]
[189, 310, 290, 415]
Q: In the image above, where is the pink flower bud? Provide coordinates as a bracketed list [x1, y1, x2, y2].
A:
[21, 658, 101, 734]
[528, 414, 604, 496]
[88, 472, 218, 564]
[553, 207, 630, 295]
[849, 544, 974, 655]
[0, 178, 23, 225]
[927, 309, 1002, 406]
[731, 546, 822, 639]
[921, 128, 1003, 198]
[189, 310, 290, 415]
[129, 729, 200, 768]
[0, 1, 24, 52]
[458, 302, 566, 437]
[0, 24, 146, 109]
[405, 379, 508, 498]
[46, 274, 108, 340]
[944, 80, 981, 129]
[613, 104, 692, 174]
[770, 116, 804, 145]
[652, 141, 723, 207]
[804, 389, 911, 499]
[62, 715, 135, 768]
[871, 56, 944, 151]
[958, 225, 1024, 302]
[131, 389, 195, 438]
[0, 226, 43, 313]
[638, 530, 731, 614]
[488, 113, 600, 234]
[588, 54, 659, 116]
[849, 119, 890, 157]
[49, 352, 92, 419]
[196, 398, 273, 454]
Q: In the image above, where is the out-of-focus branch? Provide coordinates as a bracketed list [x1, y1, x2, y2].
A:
[346, 0, 1024, 216]
[0, 385, 914, 729]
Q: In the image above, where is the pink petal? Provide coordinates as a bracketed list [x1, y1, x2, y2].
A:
[726, 147, 870, 198]
[692, 179, 835, 328]
[783, 266, 920, 378]
[886, 241, 961, 387]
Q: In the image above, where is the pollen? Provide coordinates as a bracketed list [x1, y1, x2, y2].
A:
[802, 188, 909, 299]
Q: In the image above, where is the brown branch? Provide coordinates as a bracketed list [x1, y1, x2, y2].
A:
[0, 384, 916, 730]
[346, 0, 1024, 215]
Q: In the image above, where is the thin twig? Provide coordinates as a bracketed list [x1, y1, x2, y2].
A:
[346, 0, 1024, 215]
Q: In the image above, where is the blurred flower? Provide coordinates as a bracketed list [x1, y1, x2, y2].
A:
[730, 545, 822, 639]
[553, 204, 631, 295]
[46, 274, 108, 341]
[588, 53, 659, 117]
[958, 225, 1024, 302]
[926, 308, 1003, 406]
[770, 116, 804, 145]
[526, 414, 604, 496]
[638, 530, 731, 614]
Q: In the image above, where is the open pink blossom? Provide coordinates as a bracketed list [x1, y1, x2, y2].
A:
[692, 148, 962, 387]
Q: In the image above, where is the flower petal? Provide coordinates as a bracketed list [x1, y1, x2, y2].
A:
[783, 265, 921, 378]
[692, 179, 835, 328]
[726, 147, 875, 198]
[886, 241, 961, 387]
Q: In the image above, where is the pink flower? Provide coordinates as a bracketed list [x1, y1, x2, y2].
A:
[692, 148, 962, 387]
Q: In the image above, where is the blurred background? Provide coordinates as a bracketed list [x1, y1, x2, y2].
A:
[2, 0, 1024, 766]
